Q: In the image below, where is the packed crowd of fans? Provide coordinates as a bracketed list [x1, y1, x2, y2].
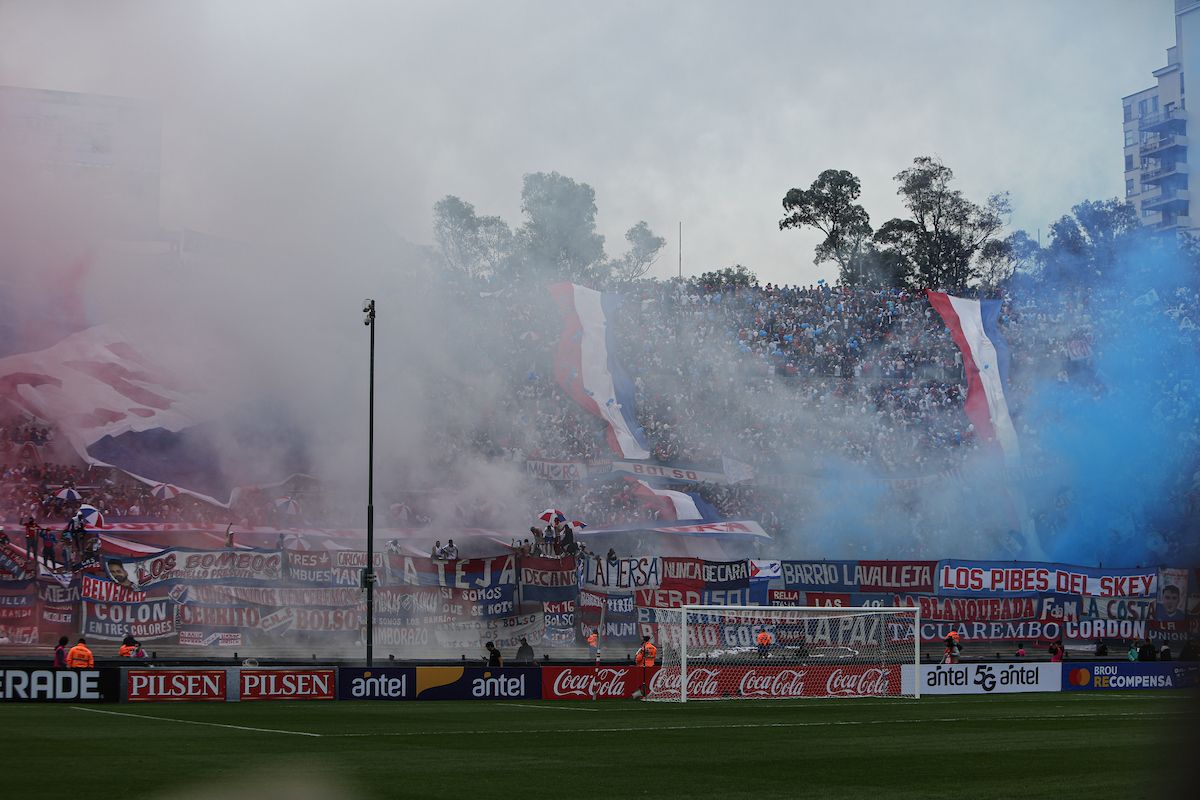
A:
[3, 272, 1199, 562]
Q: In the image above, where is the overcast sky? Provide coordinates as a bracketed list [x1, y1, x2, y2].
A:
[0, 0, 1177, 285]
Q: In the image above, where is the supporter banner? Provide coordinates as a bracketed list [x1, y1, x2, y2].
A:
[331, 551, 384, 587]
[175, 603, 265, 631]
[1155, 568, 1188, 622]
[81, 575, 145, 604]
[1148, 619, 1190, 643]
[659, 557, 705, 591]
[856, 561, 937, 593]
[178, 631, 242, 647]
[749, 560, 781, 580]
[385, 554, 517, 589]
[374, 586, 516, 625]
[937, 561, 1157, 597]
[0, 551, 30, 580]
[918, 620, 1059, 644]
[372, 626, 432, 647]
[909, 663, 1062, 695]
[240, 669, 336, 701]
[1062, 619, 1146, 640]
[916, 595, 1062, 622]
[519, 556, 578, 602]
[781, 561, 938, 593]
[769, 589, 801, 606]
[0, 582, 35, 614]
[781, 562, 853, 592]
[127, 669, 228, 702]
[338, 667, 415, 700]
[703, 560, 749, 590]
[411, 666, 542, 700]
[81, 598, 176, 641]
[0, 623, 38, 644]
[1063, 662, 1200, 691]
[38, 579, 80, 605]
[0, 668, 121, 703]
[525, 459, 588, 482]
[39, 599, 75, 633]
[1080, 596, 1156, 621]
[609, 460, 730, 485]
[543, 599, 576, 629]
[636, 586, 702, 608]
[181, 585, 363, 608]
[104, 548, 283, 590]
[542, 665, 654, 699]
[578, 556, 660, 590]
[433, 611, 545, 650]
[283, 549, 333, 585]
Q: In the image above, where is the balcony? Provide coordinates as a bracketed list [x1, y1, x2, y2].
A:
[1158, 213, 1194, 231]
[1140, 133, 1188, 156]
[1142, 107, 1188, 131]
[1143, 188, 1190, 210]
[1140, 161, 1189, 184]
[1141, 209, 1163, 226]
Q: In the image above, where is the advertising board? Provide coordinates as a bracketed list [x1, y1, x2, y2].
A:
[0, 668, 120, 703]
[127, 669, 227, 702]
[240, 669, 336, 701]
[1062, 662, 1200, 691]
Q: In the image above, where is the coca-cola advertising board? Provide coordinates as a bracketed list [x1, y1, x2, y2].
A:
[127, 669, 228, 702]
[648, 664, 900, 700]
[541, 666, 659, 700]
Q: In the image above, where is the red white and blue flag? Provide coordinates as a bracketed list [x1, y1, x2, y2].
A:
[550, 283, 650, 460]
[926, 291, 1021, 465]
[628, 478, 719, 522]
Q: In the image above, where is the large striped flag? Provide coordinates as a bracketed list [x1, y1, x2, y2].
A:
[550, 283, 650, 460]
[926, 291, 1020, 465]
[628, 478, 720, 522]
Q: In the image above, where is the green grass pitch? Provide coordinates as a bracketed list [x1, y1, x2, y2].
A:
[3, 692, 1194, 799]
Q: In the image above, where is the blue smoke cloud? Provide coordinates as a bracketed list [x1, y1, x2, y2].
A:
[1022, 242, 1200, 567]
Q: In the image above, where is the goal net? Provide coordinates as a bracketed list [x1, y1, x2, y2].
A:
[644, 605, 920, 701]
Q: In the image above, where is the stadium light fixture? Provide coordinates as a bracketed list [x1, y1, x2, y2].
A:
[362, 298, 377, 666]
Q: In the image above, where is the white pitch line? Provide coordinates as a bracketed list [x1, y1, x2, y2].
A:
[325, 709, 1189, 738]
[500, 702, 600, 712]
[70, 706, 323, 737]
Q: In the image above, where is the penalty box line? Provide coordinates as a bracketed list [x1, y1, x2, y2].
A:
[71, 706, 323, 737]
[326, 709, 1190, 738]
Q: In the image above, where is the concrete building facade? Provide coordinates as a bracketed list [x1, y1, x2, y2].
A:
[1124, 0, 1200, 234]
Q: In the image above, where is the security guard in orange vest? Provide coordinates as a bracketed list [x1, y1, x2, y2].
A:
[587, 629, 600, 660]
[635, 635, 657, 667]
[756, 628, 773, 659]
[66, 638, 94, 668]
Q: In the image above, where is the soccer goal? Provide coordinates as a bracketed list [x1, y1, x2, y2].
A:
[644, 605, 920, 701]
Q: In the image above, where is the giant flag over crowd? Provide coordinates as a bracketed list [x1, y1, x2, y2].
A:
[0, 325, 300, 505]
[926, 292, 1020, 465]
[550, 283, 650, 459]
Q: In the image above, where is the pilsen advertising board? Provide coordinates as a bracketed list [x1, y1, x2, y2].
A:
[0, 668, 121, 703]
[240, 669, 337, 701]
[127, 669, 228, 702]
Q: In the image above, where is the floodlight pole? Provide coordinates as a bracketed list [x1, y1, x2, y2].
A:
[363, 298, 377, 667]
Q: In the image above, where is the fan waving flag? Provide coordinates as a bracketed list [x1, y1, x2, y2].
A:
[926, 291, 1020, 465]
[550, 283, 650, 460]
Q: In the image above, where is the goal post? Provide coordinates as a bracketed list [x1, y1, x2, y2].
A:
[644, 605, 921, 702]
